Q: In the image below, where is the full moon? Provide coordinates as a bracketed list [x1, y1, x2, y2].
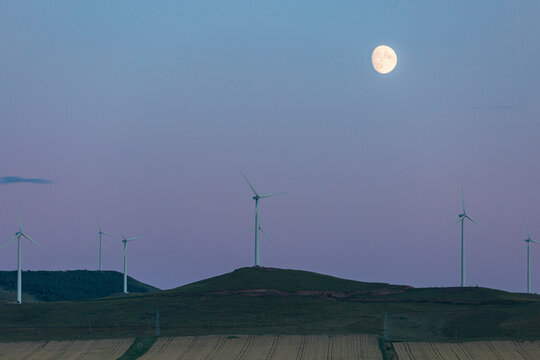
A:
[371, 45, 397, 74]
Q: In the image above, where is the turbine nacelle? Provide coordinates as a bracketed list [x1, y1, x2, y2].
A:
[522, 215, 537, 244]
[119, 231, 140, 243]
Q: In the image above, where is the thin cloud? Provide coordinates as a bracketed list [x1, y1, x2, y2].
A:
[467, 104, 515, 111]
[495, 104, 514, 110]
[0, 176, 53, 185]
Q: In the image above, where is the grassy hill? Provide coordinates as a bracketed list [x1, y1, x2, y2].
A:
[0, 267, 539, 342]
[174, 266, 408, 294]
[0, 270, 159, 303]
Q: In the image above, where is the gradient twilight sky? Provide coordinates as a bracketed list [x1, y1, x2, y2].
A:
[1, 2, 540, 292]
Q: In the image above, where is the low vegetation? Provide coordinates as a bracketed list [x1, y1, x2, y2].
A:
[0, 267, 539, 343]
[117, 337, 157, 360]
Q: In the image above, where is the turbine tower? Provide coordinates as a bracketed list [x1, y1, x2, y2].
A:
[119, 231, 140, 294]
[1, 204, 40, 303]
[445, 183, 488, 287]
[522, 215, 538, 294]
[240, 171, 284, 267]
[96, 219, 111, 271]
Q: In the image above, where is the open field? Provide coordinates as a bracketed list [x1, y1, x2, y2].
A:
[0, 338, 134, 360]
[394, 340, 540, 359]
[139, 334, 382, 360]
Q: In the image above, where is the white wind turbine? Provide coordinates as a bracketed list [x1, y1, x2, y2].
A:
[1, 204, 40, 304]
[522, 215, 538, 294]
[445, 183, 488, 287]
[96, 219, 111, 271]
[119, 231, 141, 294]
[240, 171, 284, 267]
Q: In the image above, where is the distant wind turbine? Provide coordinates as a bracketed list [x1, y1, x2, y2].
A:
[96, 218, 111, 271]
[445, 183, 488, 287]
[0, 203, 40, 304]
[522, 215, 538, 294]
[119, 231, 141, 294]
[240, 171, 284, 267]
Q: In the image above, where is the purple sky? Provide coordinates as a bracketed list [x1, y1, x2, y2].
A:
[1, 2, 540, 292]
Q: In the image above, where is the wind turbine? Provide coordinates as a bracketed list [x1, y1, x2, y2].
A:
[96, 219, 111, 271]
[0, 204, 40, 304]
[240, 171, 284, 267]
[522, 215, 538, 294]
[445, 183, 488, 287]
[119, 231, 140, 294]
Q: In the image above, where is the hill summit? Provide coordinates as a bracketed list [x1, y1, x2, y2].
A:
[173, 266, 409, 296]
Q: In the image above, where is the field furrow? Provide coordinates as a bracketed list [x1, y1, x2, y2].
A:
[357, 334, 383, 360]
[80, 338, 134, 360]
[299, 335, 328, 360]
[267, 335, 302, 360]
[0, 341, 46, 360]
[138, 336, 193, 359]
[240, 335, 276, 360]
[206, 336, 248, 360]
[331, 335, 382, 359]
[174, 335, 222, 360]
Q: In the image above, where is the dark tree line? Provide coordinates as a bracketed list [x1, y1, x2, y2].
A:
[0, 270, 158, 302]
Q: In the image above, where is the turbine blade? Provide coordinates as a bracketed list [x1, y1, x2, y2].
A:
[461, 181, 466, 214]
[531, 239, 540, 244]
[0, 236, 19, 250]
[18, 199, 23, 232]
[260, 192, 286, 199]
[444, 218, 462, 234]
[95, 217, 102, 232]
[522, 213, 532, 239]
[126, 236, 140, 241]
[102, 232, 112, 236]
[117, 230, 127, 240]
[239, 170, 259, 197]
[465, 215, 489, 232]
[259, 227, 273, 241]
[22, 234, 41, 247]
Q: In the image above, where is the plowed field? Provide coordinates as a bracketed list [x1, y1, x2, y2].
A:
[0, 338, 134, 360]
[394, 340, 540, 360]
[139, 334, 381, 360]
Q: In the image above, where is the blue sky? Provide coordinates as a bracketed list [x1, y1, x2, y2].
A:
[1, 1, 539, 291]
